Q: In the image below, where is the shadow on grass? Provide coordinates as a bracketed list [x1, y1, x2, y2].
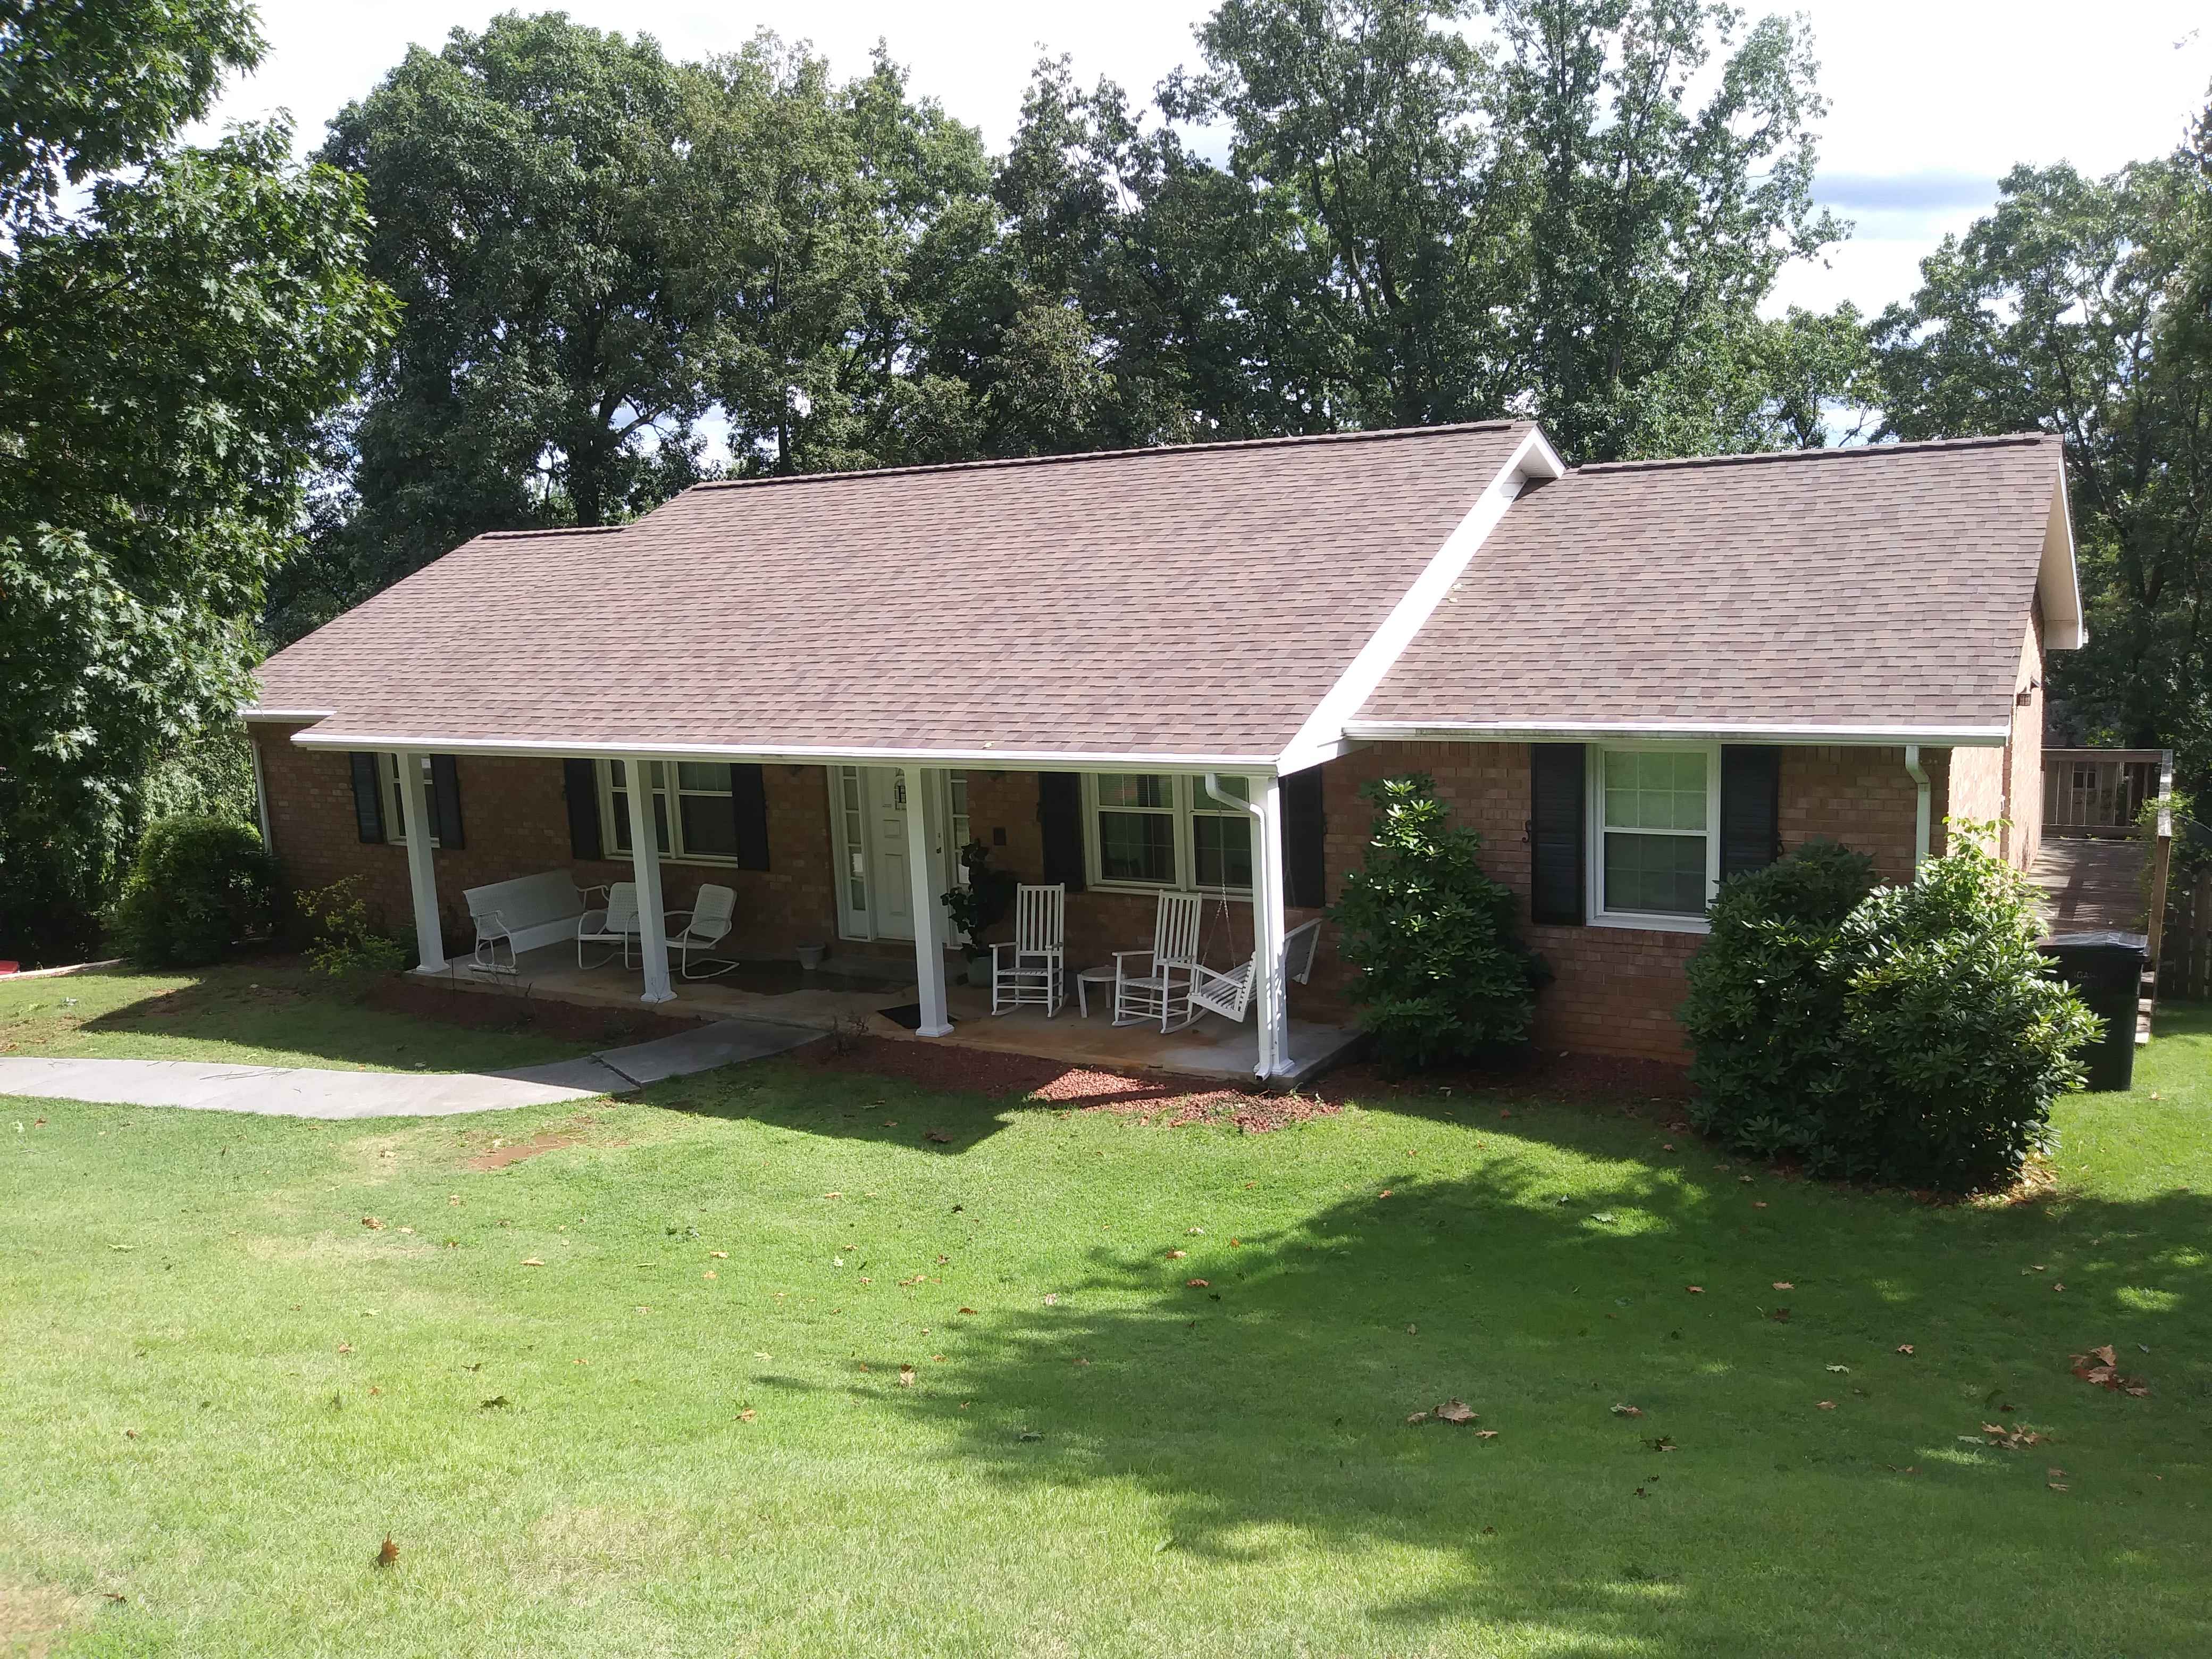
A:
[816, 1104, 2212, 1652]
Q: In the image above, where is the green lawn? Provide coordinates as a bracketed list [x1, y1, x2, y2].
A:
[2, 971, 2208, 1657]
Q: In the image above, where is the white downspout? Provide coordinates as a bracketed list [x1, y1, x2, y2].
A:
[1904, 744, 1932, 869]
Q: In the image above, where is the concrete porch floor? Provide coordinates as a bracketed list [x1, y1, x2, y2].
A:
[414, 945, 1361, 1088]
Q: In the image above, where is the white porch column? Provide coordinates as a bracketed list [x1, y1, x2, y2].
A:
[1250, 772, 1289, 1082]
[624, 757, 675, 1004]
[395, 751, 446, 974]
[903, 764, 953, 1036]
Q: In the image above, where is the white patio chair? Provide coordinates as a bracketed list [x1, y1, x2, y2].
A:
[991, 883, 1065, 1016]
[576, 882, 641, 970]
[1188, 918, 1324, 1024]
[1112, 891, 1205, 1032]
[668, 883, 739, 979]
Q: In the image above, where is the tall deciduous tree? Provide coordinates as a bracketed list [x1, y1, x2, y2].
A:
[1872, 146, 2212, 780]
[0, 88, 393, 959]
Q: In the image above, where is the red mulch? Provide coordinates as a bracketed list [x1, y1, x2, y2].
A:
[365, 977, 710, 1046]
[806, 1034, 1342, 1133]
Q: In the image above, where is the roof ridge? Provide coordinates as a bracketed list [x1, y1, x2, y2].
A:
[1576, 433, 2055, 476]
[476, 525, 627, 540]
[684, 420, 1529, 495]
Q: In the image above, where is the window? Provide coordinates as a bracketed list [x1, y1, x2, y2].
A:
[600, 760, 740, 865]
[382, 755, 438, 848]
[1084, 774, 1253, 894]
[1590, 744, 1719, 926]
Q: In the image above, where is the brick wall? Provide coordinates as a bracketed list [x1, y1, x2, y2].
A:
[253, 728, 840, 960]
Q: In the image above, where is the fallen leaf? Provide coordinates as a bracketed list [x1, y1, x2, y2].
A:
[2051, 1282, 2066, 1293]
[1661, 1142, 1676, 1152]
[1166, 1249, 1187, 1260]
[737, 1407, 757, 1422]
[1685, 1285, 1704, 1295]
[957, 1306, 978, 1315]
[479, 1395, 509, 1409]
[337, 1342, 354, 1355]
[1042, 1293, 1058, 1305]
[376, 1536, 398, 1568]
[1187, 1226, 1206, 1235]
[1379, 1189, 1393, 1199]
[703, 1270, 717, 1279]
[1770, 1307, 1792, 1322]
[898, 1365, 916, 1387]
[925, 1131, 953, 1144]
[2047, 1481, 2069, 1492]
[1610, 1403, 1645, 1418]
[361, 1216, 385, 1230]
[1753, 1201, 1769, 1209]
[1772, 1281, 1794, 1291]
[122, 1427, 138, 1439]
[1435, 1399, 1477, 1424]
[1406, 1323, 1419, 1336]
[1405, 1410, 1429, 1426]
[1646, 1435, 1677, 1452]
[1825, 1364, 1849, 1375]
[521, 1258, 544, 1267]
[710, 1251, 727, 1259]
[1186, 1278, 1210, 1288]
[1816, 1400, 1837, 1410]
[1895, 1344, 1915, 1356]
[1476, 1428, 1499, 1440]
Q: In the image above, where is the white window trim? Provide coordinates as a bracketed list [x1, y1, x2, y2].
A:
[383, 755, 438, 849]
[596, 759, 743, 868]
[1082, 773, 1255, 899]
[1586, 741, 1720, 934]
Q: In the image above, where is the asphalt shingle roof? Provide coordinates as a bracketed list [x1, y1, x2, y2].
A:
[251, 422, 1535, 761]
[1354, 434, 2065, 736]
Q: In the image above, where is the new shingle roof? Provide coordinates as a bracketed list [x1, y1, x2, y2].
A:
[1352, 434, 2068, 738]
[249, 422, 1536, 761]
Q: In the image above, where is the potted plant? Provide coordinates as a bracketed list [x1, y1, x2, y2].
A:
[942, 841, 1016, 986]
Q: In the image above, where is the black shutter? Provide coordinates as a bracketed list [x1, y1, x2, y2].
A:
[1037, 772, 1086, 891]
[429, 756, 465, 850]
[563, 759, 603, 860]
[1719, 745, 1782, 882]
[1281, 767, 1328, 908]
[1529, 743, 1586, 925]
[731, 763, 770, 871]
[349, 753, 386, 844]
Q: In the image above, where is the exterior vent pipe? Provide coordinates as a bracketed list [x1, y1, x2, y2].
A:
[1904, 744, 1931, 868]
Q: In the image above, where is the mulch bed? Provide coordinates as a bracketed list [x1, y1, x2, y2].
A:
[1313, 1047, 1694, 1108]
[365, 976, 710, 1048]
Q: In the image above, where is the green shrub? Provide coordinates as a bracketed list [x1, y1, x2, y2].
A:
[108, 815, 276, 967]
[296, 878, 409, 976]
[1832, 836, 2100, 1190]
[1330, 773, 1545, 1070]
[1683, 833, 2099, 1191]
[1681, 840, 1879, 1162]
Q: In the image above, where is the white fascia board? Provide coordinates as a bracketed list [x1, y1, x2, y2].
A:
[2040, 465, 2087, 651]
[239, 707, 334, 723]
[286, 729, 1280, 775]
[1273, 425, 1565, 776]
[1343, 719, 2013, 748]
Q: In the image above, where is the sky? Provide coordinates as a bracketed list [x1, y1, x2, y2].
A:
[200, 0, 2212, 320]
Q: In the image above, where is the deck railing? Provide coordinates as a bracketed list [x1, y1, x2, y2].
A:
[2043, 749, 2167, 838]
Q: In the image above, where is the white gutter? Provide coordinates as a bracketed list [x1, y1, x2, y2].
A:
[239, 708, 335, 724]
[1905, 743, 1932, 866]
[1344, 719, 2010, 748]
[1276, 425, 1566, 775]
[280, 727, 1280, 775]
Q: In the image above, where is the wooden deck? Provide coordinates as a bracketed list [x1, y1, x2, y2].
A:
[2031, 837, 2148, 935]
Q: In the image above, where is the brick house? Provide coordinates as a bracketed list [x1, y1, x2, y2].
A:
[244, 422, 2080, 1073]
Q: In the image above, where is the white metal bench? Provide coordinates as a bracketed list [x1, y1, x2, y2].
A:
[464, 872, 590, 974]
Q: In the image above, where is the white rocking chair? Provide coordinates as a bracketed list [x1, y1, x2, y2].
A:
[668, 883, 739, 979]
[1187, 918, 1325, 1024]
[1112, 890, 1205, 1032]
[991, 883, 1065, 1016]
[576, 882, 642, 969]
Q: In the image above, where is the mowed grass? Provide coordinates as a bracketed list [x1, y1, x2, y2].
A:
[2, 974, 2208, 1657]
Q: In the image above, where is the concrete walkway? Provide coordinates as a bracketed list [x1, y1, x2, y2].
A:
[0, 1017, 818, 1119]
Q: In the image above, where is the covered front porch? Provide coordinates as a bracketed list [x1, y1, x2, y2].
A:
[363, 749, 1356, 1090]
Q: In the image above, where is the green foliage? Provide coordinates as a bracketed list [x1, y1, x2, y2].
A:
[1330, 773, 1543, 1069]
[295, 879, 409, 977]
[1685, 835, 2099, 1191]
[1, 6, 393, 965]
[941, 843, 1017, 957]
[1681, 840, 1880, 1157]
[109, 816, 276, 968]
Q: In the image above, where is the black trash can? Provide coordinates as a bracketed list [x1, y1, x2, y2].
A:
[2037, 931, 2148, 1093]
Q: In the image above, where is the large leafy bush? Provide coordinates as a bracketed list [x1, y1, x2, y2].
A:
[1683, 834, 2099, 1191]
[109, 814, 275, 967]
[1331, 773, 1544, 1070]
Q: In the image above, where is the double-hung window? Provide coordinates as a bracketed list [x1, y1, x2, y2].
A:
[1589, 744, 1720, 927]
[600, 760, 741, 865]
[1084, 774, 1253, 894]
[382, 755, 438, 848]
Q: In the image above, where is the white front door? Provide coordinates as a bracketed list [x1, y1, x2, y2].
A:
[868, 767, 916, 940]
